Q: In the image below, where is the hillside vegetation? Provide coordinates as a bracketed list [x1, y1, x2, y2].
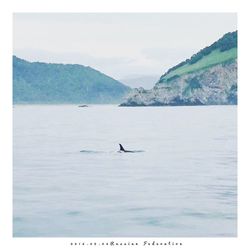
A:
[13, 56, 130, 104]
[159, 31, 237, 83]
[159, 48, 237, 83]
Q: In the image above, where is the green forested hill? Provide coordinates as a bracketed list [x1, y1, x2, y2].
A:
[159, 31, 237, 83]
[13, 56, 130, 104]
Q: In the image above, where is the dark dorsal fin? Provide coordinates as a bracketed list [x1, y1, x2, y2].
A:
[119, 144, 125, 151]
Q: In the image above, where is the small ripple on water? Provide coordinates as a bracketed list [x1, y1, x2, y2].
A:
[66, 211, 82, 216]
[133, 216, 177, 229]
[80, 150, 105, 154]
[180, 209, 236, 220]
[13, 216, 24, 222]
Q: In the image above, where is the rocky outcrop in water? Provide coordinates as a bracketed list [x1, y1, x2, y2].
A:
[120, 60, 237, 106]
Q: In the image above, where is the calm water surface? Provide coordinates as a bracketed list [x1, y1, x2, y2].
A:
[13, 105, 237, 237]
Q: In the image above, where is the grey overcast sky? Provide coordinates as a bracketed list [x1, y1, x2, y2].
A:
[13, 13, 237, 80]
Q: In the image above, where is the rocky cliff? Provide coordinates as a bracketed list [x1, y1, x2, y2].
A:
[120, 31, 237, 106]
[120, 60, 237, 106]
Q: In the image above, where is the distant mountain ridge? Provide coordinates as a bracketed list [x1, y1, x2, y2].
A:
[121, 31, 237, 106]
[119, 75, 159, 89]
[13, 56, 130, 104]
